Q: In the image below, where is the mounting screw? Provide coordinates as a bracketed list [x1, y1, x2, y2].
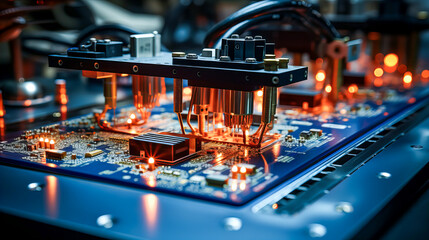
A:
[245, 58, 256, 63]
[132, 65, 138, 73]
[224, 217, 242, 231]
[231, 34, 240, 39]
[104, 39, 111, 43]
[28, 182, 43, 191]
[172, 69, 177, 74]
[308, 224, 327, 238]
[94, 62, 99, 69]
[97, 214, 115, 229]
[58, 59, 63, 66]
[335, 202, 354, 213]
[272, 76, 280, 84]
[378, 172, 391, 179]
[411, 145, 423, 150]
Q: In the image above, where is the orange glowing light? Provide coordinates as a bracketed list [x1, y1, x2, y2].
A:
[315, 70, 326, 82]
[340, 109, 347, 115]
[49, 139, 54, 144]
[374, 68, 384, 77]
[368, 32, 381, 41]
[272, 203, 279, 209]
[45, 138, 49, 143]
[127, 118, 132, 124]
[232, 165, 238, 173]
[240, 166, 246, 174]
[403, 72, 412, 84]
[384, 53, 398, 67]
[408, 97, 416, 104]
[375, 53, 384, 63]
[348, 84, 358, 94]
[0, 110, 4, 117]
[46, 163, 57, 168]
[257, 90, 263, 97]
[60, 95, 68, 104]
[183, 87, 192, 95]
[422, 70, 429, 79]
[40, 137, 44, 142]
[141, 194, 158, 234]
[374, 78, 383, 87]
[45, 175, 58, 218]
[24, 100, 32, 106]
[325, 85, 332, 93]
[147, 174, 156, 187]
[315, 58, 324, 65]
[148, 157, 155, 164]
[302, 101, 309, 110]
[130, 113, 136, 120]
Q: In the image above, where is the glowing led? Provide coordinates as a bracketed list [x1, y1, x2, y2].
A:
[422, 70, 429, 79]
[232, 165, 238, 172]
[148, 157, 155, 164]
[384, 53, 398, 67]
[272, 203, 278, 209]
[257, 90, 263, 97]
[130, 113, 136, 120]
[315, 70, 326, 82]
[403, 72, 412, 84]
[183, 87, 192, 95]
[240, 166, 246, 174]
[45, 138, 49, 143]
[302, 101, 309, 110]
[325, 85, 332, 93]
[348, 84, 358, 94]
[127, 118, 132, 124]
[373, 67, 383, 77]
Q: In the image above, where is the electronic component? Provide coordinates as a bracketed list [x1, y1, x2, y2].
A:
[45, 149, 66, 160]
[85, 150, 103, 158]
[130, 32, 161, 58]
[129, 133, 189, 163]
[205, 174, 229, 187]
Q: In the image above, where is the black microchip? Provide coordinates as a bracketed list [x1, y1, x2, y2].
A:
[206, 174, 229, 187]
[129, 133, 189, 162]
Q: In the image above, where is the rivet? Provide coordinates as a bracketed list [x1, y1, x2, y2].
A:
[224, 217, 242, 231]
[272, 76, 280, 84]
[378, 172, 391, 179]
[335, 202, 354, 213]
[308, 224, 327, 238]
[97, 214, 115, 229]
[58, 59, 63, 66]
[94, 62, 99, 69]
[28, 182, 43, 191]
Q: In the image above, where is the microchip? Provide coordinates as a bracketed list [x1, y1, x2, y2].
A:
[85, 149, 103, 158]
[237, 163, 257, 174]
[206, 174, 229, 187]
[45, 149, 66, 160]
[129, 133, 189, 162]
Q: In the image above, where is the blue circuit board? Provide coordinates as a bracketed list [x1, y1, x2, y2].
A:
[1, 87, 428, 205]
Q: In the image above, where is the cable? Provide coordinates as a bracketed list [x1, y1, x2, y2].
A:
[204, 0, 341, 48]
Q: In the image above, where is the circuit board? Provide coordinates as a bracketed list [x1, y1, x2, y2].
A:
[1, 86, 428, 206]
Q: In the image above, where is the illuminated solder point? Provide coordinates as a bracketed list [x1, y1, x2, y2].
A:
[40, 137, 45, 148]
[231, 165, 238, 179]
[148, 157, 155, 171]
[240, 166, 247, 180]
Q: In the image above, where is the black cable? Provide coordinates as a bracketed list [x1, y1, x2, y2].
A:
[204, 0, 341, 48]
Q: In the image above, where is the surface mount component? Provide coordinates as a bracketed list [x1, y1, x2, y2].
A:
[129, 133, 190, 163]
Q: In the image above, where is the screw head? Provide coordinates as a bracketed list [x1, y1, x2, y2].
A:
[224, 217, 242, 231]
[272, 76, 280, 84]
[132, 65, 138, 73]
[28, 182, 43, 191]
[58, 59, 63, 66]
[245, 58, 256, 63]
[335, 202, 354, 213]
[104, 39, 111, 43]
[308, 224, 327, 238]
[97, 214, 115, 229]
[94, 62, 99, 69]
[231, 34, 240, 39]
[378, 172, 391, 179]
